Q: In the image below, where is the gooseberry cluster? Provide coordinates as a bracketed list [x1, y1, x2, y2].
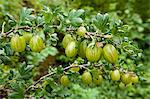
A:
[62, 26, 118, 63]
[60, 70, 139, 87]
[10, 33, 45, 52]
[60, 26, 139, 87]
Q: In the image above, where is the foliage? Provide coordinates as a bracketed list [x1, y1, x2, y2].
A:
[0, 0, 149, 98]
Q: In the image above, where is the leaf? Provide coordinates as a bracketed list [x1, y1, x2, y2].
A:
[58, 14, 65, 21]
[121, 42, 142, 55]
[41, 46, 58, 56]
[9, 82, 25, 99]
[47, 33, 59, 46]
[43, 7, 53, 24]
[4, 44, 13, 56]
[68, 9, 76, 18]
[71, 18, 83, 26]
[18, 63, 33, 80]
[0, 49, 5, 54]
[36, 16, 44, 26]
[69, 9, 84, 18]
[93, 13, 109, 33]
[118, 25, 129, 33]
[27, 46, 58, 65]
[69, 84, 99, 99]
[64, 9, 84, 26]
[19, 7, 35, 25]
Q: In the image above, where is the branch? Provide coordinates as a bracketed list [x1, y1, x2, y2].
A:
[25, 63, 89, 93]
[25, 63, 104, 94]
[25, 64, 103, 93]
[66, 27, 76, 32]
[2, 26, 32, 37]
[64, 63, 89, 70]
[65, 28, 113, 39]
[2, 24, 112, 39]
[25, 72, 55, 93]
[3, 25, 58, 37]
[3, 26, 31, 37]
[86, 32, 113, 39]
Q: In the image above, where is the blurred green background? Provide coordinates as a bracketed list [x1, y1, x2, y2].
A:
[0, 0, 150, 98]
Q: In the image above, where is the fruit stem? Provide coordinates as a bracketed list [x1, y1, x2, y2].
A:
[112, 63, 116, 70]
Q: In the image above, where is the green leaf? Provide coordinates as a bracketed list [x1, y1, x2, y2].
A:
[9, 82, 25, 99]
[19, 7, 35, 25]
[18, 63, 33, 80]
[43, 7, 53, 24]
[64, 9, 84, 26]
[71, 18, 83, 26]
[93, 13, 109, 33]
[27, 46, 58, 65]
[36, 16, 44, 26]
[41, 46, 58, 56]
[69, 9, 84, 18]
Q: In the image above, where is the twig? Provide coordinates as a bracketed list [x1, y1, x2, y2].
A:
[25, 72, 55, 93]
[25, 64, 105, 93]
[93, 63, 102, 66]
[25, 64, 89, 93]
[86, 32, 113, 39]
[25, 63, 103, 94]
[2, 24, 112, 39]
[64, 63, 89, 71]
[4, 26, 31, 36]
[65, 27, 113, 38]
[66, 27, 76, 32]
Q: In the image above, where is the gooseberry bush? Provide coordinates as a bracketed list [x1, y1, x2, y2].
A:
[0, 7, 143, 98]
